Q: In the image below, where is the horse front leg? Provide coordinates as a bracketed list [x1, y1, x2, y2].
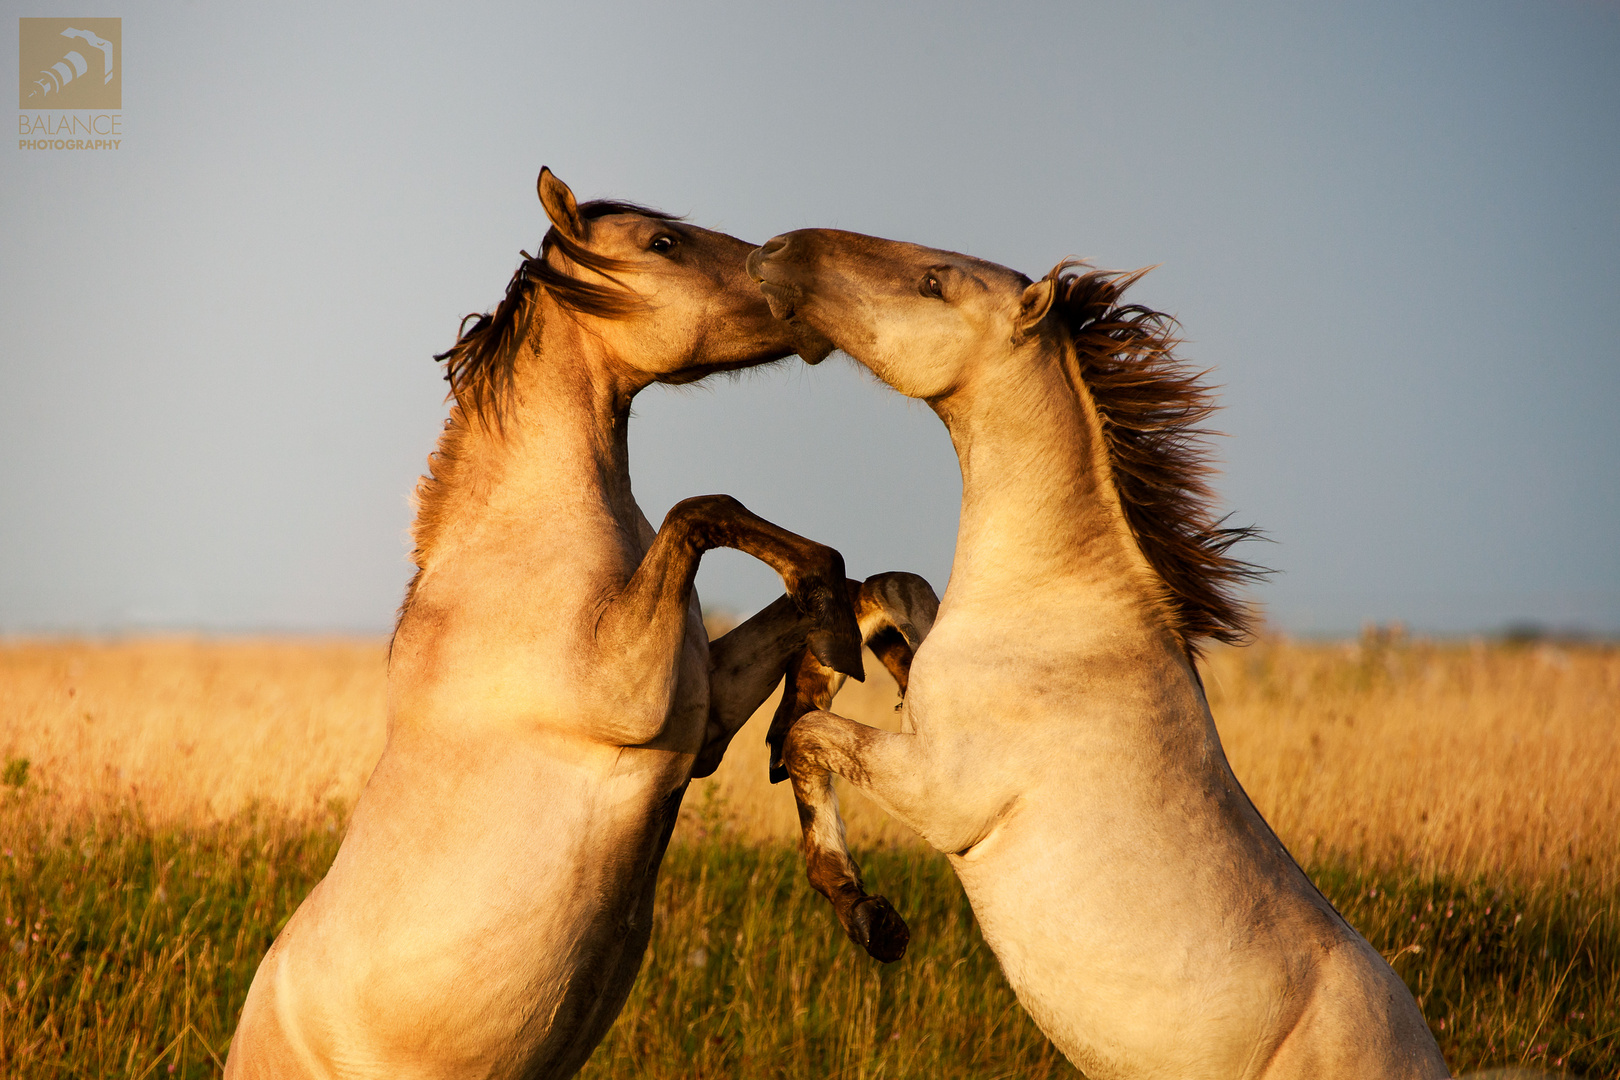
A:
[698, 569, 935, 778]
[693, 583, 855, 779]
[783, 712, 922, 963]
[768, 572, 938, 781]
[776, 572, 939, 962]
[853, 571, 939, 699]
[656, 494, 865, 677]
[591, 494, 862, 747]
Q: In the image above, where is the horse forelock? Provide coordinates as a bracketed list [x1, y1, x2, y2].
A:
[1046, 262, 1267, 656]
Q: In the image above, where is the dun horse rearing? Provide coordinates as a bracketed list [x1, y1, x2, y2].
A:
[749, 231, 1451, 1079]
[227, 172, 872, 1079]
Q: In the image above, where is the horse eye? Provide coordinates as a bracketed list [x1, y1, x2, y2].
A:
[921, 273, 944, 299]
[650, 235, 677, 254]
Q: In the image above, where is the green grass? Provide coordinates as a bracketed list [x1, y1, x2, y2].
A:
[0, 800, 344, 1076]
[579, 841, 1074, 1080]
[0, 799, 1615, 1077]
[1312, 859, 1617, 1074]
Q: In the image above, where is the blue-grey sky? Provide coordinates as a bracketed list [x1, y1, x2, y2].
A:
[3, 1, 1616, 636]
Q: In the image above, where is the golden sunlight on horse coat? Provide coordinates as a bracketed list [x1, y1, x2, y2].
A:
[224, 172, 871, 1079]
[749, 229, 1452, 1080]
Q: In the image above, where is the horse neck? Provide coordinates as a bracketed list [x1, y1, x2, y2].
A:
[417, 310, 647, 570]
[932, 344, 1168, 634]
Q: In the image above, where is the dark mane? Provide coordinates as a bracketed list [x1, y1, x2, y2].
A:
[1047, 262, 1266, 655]
[433, 199, 680, 429]
[393, 199, 679, 653]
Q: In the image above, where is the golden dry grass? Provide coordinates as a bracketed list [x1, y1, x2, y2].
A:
[2, 631, 1617, 1076]
[4, 631, 1615, 885]
[1203, 633, 1620, 888]
[0, 638, 386, 824]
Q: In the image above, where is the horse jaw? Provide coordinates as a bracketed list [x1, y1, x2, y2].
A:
[795, 327, 835, 364]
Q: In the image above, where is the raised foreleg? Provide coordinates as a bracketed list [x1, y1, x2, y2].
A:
[777, 572, 939, 962]
[853, 571, 939, 700]
[768, 572, 938, 781]
[694, 584, 856, 778]
[783, 713, 925, 962]
[587, 495, 863, 746]
[697, 569, 937, 778]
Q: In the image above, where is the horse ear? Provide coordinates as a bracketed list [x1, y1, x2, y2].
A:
[537, 167, 585, 241]
[1012, 277, 1057, 344]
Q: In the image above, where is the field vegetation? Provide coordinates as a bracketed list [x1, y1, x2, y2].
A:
[1, 632, 1616, 1077]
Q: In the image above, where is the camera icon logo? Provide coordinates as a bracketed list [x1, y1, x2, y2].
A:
[19, 18, 121, 110]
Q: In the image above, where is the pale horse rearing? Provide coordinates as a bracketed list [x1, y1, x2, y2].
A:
[225, 172, 920, 1079]
[749, 231, 1452, 1080]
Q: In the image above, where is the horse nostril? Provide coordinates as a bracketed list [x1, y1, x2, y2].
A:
[748, 236, 793, 280]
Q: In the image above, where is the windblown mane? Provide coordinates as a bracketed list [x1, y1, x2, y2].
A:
[433, 199, 680, 429]
[1047, 262, 1265, 655]
[394, 200, 678, 646]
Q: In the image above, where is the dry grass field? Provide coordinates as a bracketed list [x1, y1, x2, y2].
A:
[1, 630, 1616, 1076]
[6, 630, 1616, 882]
[0, 638, 387, 825]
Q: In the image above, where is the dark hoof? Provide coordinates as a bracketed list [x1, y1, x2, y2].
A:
[848, 895, 909, 963]
[807, 628, 864, 681]
[800, 575, 864, 680]
[767, 739, 788, 784]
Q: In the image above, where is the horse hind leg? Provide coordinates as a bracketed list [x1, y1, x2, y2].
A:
[1258, 937, 1451, 1080]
